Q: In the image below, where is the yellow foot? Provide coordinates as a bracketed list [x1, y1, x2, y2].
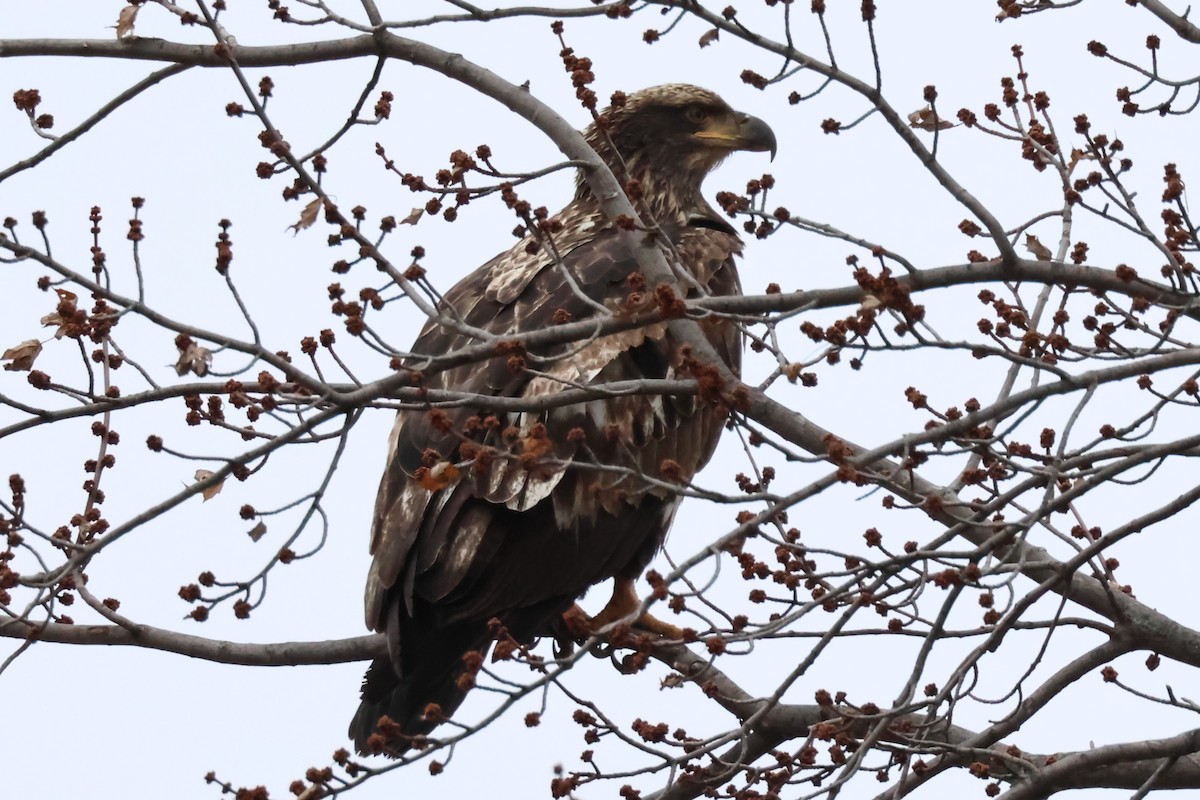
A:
[562, 577, 684, 641]
[630, 611, 684, 640]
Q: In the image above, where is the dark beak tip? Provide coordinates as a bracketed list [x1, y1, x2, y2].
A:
[741, 114, 777, 161]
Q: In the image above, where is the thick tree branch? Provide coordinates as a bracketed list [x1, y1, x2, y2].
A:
[0, 35, 377, 67]
[1005, 728, 1200, 797]
[0, 617, 383, 665]
[646, 640, 1200, 799]
[1137, 0, 1200, 44]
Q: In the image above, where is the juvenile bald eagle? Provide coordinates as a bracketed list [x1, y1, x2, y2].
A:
[351, 84, 776, 755]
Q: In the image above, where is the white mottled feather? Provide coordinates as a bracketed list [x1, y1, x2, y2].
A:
[486, 206, 604, 305]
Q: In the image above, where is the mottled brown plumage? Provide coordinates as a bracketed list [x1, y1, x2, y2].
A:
[350, 85, 775, 755]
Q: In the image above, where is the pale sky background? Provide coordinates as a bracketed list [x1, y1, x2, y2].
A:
[3, 2, 1199, 799]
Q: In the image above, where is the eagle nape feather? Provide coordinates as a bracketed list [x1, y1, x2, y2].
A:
[350, 84, 776, 756]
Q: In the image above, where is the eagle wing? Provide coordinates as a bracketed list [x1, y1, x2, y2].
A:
[365, 218, 742, 634]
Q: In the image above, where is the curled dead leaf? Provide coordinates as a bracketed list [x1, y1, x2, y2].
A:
[175, 342, 212, 377]
[247, 521, 268, 542]
[660, 672, 685, 689]
[289, 197, 322, 234]
[908, 105, 953, 132]
[1024, 234, 1053, 261]
[698, 29, 719, 48]
[1067, 147, 1096, 175]
[2, 339, 43, 371]
[40, 312, 68, 339]
[193, 469, 225, 501]
[400, 207, 424, 226]
[116, 5, 139, 39]
[41, 288, 79, 338]
[418, 461, 461, 491]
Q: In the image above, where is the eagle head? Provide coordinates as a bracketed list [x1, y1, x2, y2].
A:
[578, 84, 777, 219]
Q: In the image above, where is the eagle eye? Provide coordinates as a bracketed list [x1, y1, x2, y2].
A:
[685, 105, 710, 124]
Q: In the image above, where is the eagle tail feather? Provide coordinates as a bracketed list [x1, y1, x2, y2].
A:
[349, 621, 489, 757]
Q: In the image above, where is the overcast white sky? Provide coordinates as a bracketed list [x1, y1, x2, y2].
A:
[3, 3, 1199, 799]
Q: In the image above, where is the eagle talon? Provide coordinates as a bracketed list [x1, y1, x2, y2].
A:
[630, 613, 685, 641]
[563, 577, 685, 643]
[561, 603, 595, 641]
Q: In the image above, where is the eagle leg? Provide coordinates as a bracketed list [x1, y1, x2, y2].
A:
[566, 576, 683, 640]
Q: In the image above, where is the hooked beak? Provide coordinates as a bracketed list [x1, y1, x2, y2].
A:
[695, 111, 778, 161]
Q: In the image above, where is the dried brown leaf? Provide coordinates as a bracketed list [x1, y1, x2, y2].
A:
[289, 197, 322, 234]
[908, 105, 953, 131]
[40, 312, 68, 339]
[41, 290, 76, 339]
[2, 339, 42, 371]
[698, 29, 719, 48]
[660, 672, 685, 689]
[247, 521, 268, 542]
[1024, 234, 1053, 261]
[418, 461, 460, 491]
[1067, 147, 1096, 175]
[175, 342, 212, 377]
[116, 6, 139, 39]
[400, 207, 424, 225]
[193, 469, 224, 501]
